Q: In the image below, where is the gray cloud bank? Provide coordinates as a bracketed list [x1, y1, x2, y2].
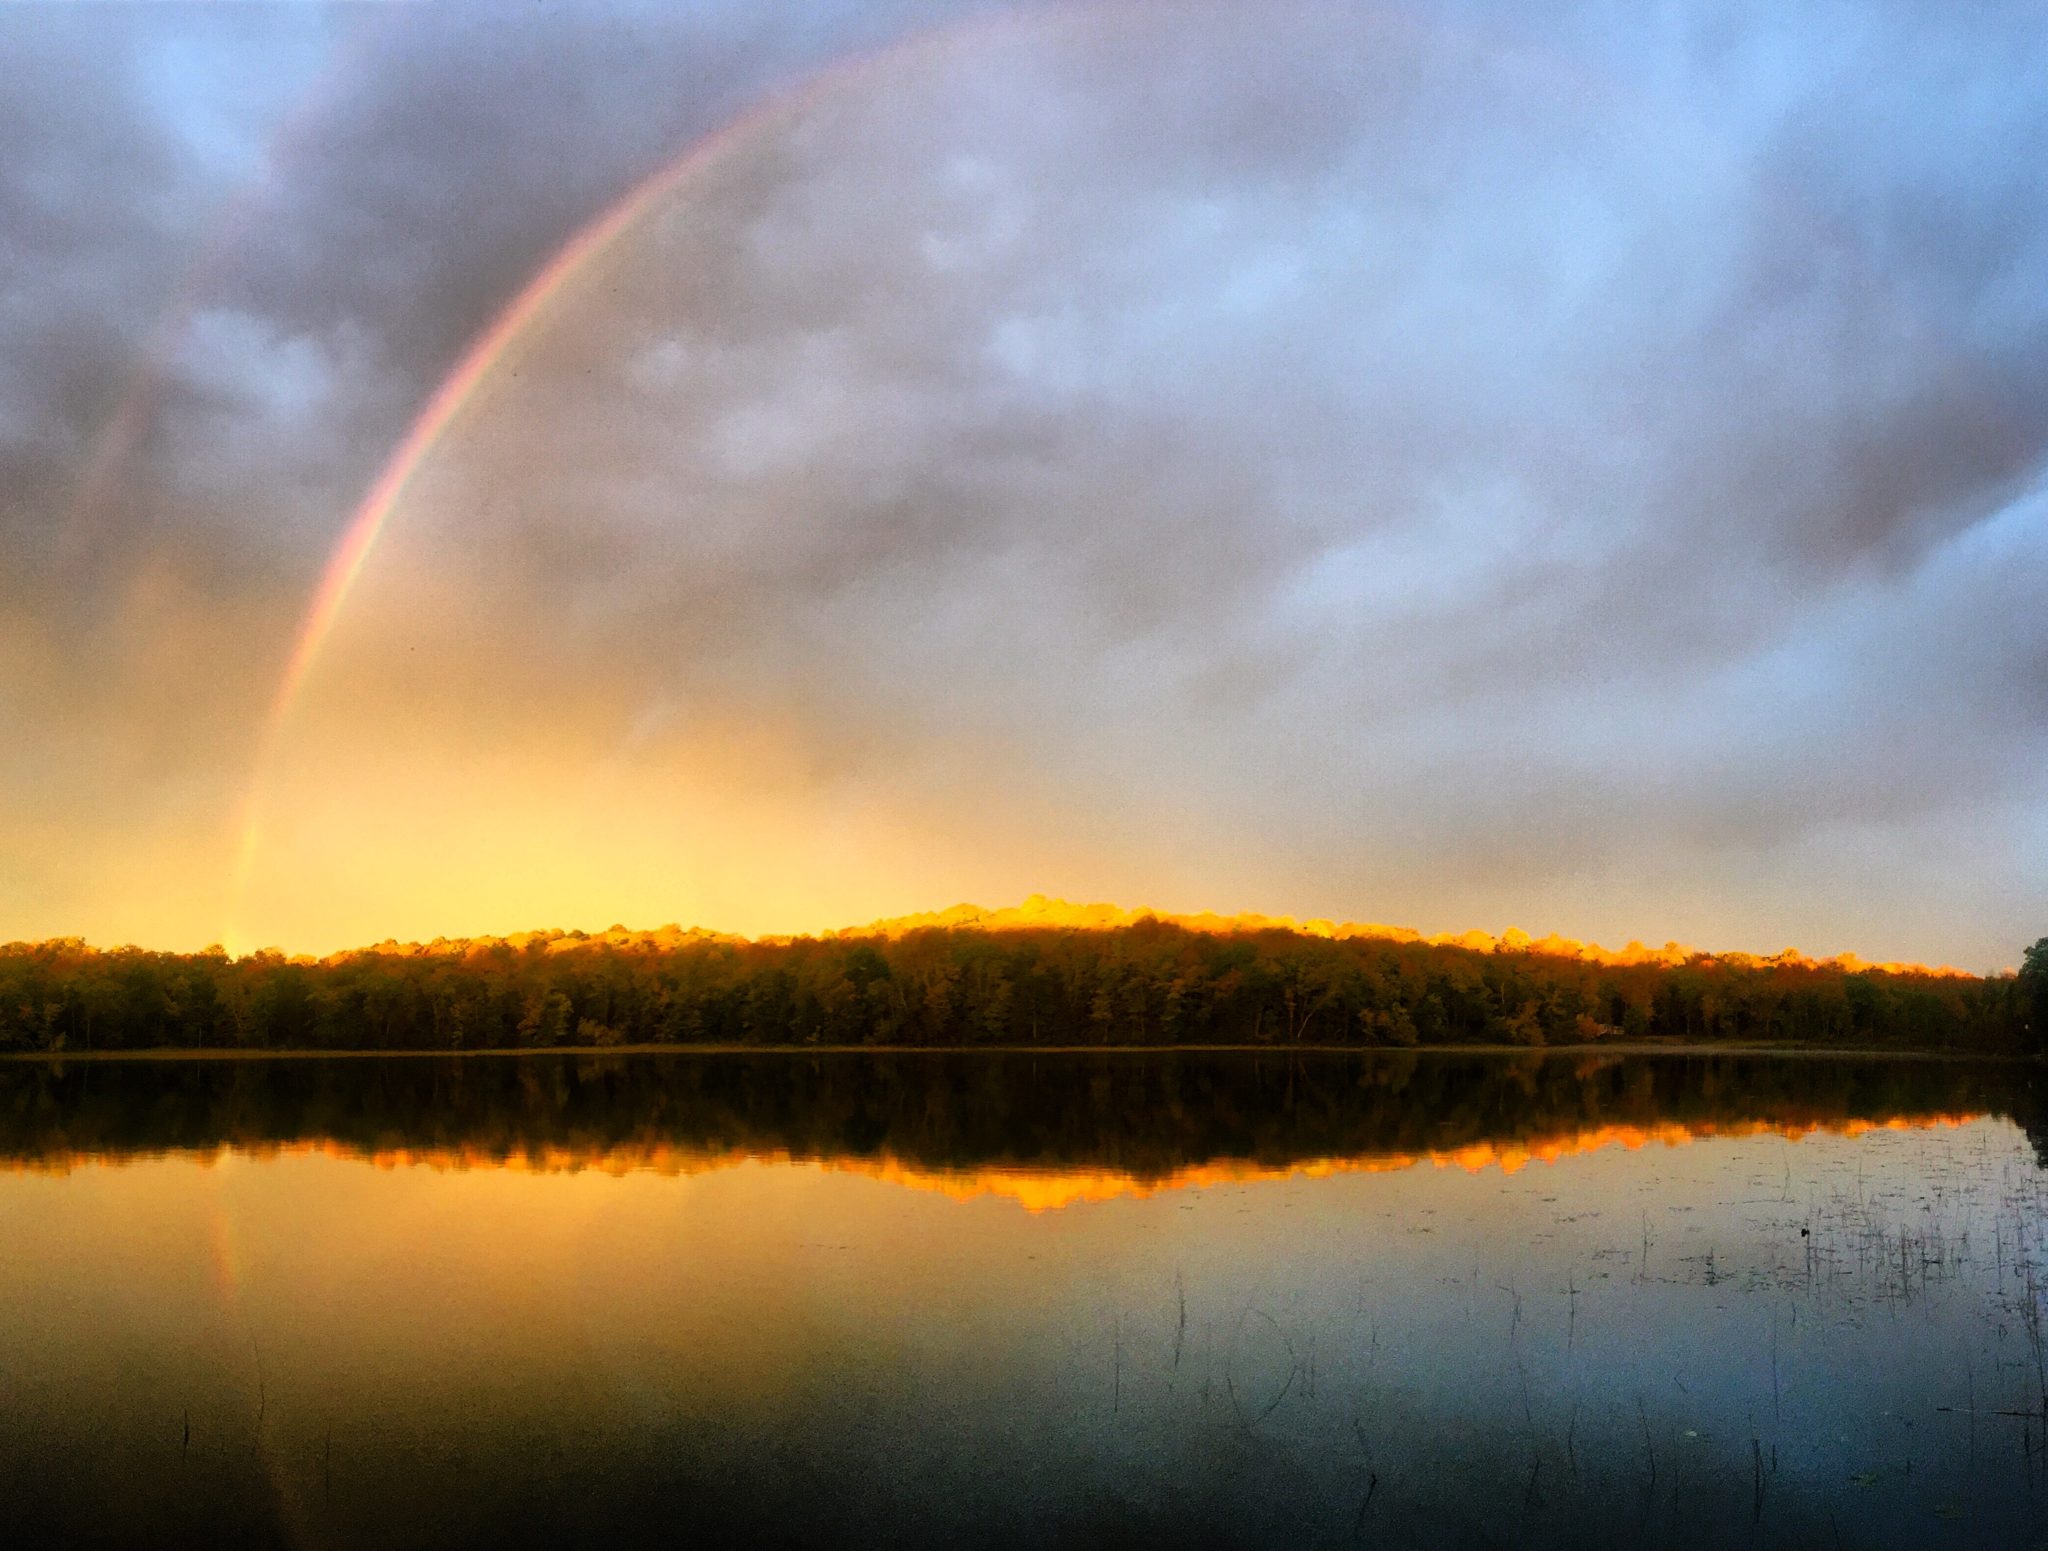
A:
[2, 0, 2043, 965]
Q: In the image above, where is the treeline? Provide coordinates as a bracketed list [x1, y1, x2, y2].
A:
[0, 919, 2030, 1054]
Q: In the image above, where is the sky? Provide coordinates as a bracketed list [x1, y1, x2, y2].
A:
[1, 0, 2043, 968]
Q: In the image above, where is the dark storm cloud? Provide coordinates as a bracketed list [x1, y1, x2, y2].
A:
[0, 2, 962, 820]
[5, 0, 967, 578]
[1, 0, 2043, 962]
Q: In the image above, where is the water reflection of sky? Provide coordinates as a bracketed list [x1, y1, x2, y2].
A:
[4, 1068, 2045, 1548]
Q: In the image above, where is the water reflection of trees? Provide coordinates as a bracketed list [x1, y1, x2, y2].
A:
[1998, 1065, 2048, 1168]
[0, 1052, 2030, 1177]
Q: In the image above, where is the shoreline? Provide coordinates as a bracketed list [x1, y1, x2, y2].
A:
[0, 1040, 2026, 1063]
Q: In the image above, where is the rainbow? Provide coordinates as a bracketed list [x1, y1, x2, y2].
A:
[257, 1, 1150, 738]
[262, 91, 804, 734]
[242, 0, 1947, 956]
[225, 2, 1157, 947]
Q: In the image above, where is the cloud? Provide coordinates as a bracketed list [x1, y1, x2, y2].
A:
[0, 0, 2043, 965]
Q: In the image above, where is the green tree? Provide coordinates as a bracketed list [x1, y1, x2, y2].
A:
[2021, 938, 2048, 1042]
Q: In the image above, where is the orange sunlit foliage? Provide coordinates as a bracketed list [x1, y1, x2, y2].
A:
[840, 896, 1974, 978]
[22, 894, 1969, 978]
[0, 897, 2022, 1053]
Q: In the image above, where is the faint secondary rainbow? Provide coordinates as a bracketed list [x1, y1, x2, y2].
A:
[55, 15, 407, 573]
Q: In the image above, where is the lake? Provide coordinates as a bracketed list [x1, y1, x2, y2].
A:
[4, 1050, 2047, 1549]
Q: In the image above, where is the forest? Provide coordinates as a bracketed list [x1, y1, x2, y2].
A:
[1, 918, 2038, 1055]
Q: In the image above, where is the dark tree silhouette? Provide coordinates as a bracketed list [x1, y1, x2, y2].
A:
[2020, 937, 2048, 1047]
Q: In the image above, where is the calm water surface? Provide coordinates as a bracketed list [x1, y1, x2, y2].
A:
[4, 1051, 2048, 1549]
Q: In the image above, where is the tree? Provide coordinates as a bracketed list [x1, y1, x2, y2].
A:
[0, 921, 2019, 1054]
[2021, 938, 2048, 1042]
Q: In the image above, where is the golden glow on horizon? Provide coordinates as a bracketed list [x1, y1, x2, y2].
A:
[5, 1112, 1987, 1206]
[131, 891, 1975, 981]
